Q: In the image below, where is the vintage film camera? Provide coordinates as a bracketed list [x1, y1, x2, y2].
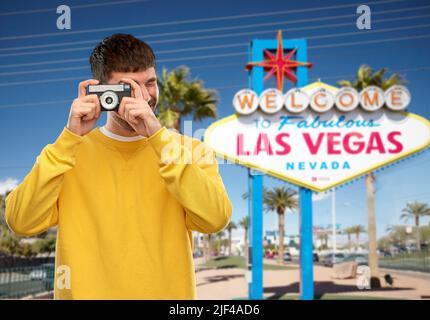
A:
[86, 84, 131, 111]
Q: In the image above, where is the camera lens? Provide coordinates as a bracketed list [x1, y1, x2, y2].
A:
[100, 91, 118, 110]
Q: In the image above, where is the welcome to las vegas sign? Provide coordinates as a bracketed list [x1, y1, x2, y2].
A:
[204, 81, 430, 192]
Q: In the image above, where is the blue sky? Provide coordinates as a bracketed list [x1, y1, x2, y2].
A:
[0, 0, 430, 244]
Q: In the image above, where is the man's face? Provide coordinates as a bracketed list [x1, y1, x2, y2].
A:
[107, 67, 158, 133]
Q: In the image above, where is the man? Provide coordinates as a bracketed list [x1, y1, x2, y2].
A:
[4, 34, 232, 299]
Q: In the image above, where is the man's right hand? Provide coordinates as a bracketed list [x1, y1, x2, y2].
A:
[66, 79, 101, 136]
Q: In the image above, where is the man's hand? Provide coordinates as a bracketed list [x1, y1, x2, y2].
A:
[66, 79, 101, 136]
[118, 78, 162, 137]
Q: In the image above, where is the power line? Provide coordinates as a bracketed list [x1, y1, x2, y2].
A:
[0, 41, 246, 58]
[0, 32, 429, 87]
[0, 58, 89, 69]
[0, 99, 73, 110]
[0, 0, 405, 41]
[0, 0, 151, 16]
[1, 21, 429, 76]
[0, 34, 429, 87]
[1, 9, 428, 68]
[0, 11, 430, 64]
[1, 3, 426, 52]
[0, 65, 429, 109]
[309, 33, 430, 50]
[310, 67, 430, 81]
[0, 13, 354, 51]
[147, 12, 430, 46]
[0, 76, 87, 87]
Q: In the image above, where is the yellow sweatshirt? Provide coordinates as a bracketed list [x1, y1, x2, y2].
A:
[5, 126, 232, 299]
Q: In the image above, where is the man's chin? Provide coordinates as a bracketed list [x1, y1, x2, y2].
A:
[111, 112, 136, 132]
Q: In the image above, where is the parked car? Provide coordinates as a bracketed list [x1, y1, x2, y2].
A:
[29, 263, 55, 282]
[379, 250, 392, 257]
[283, 252, 292, 262]
[323, 253, 345, 267]
[29, 269, 47, 281]
[344, 254, 368, 266]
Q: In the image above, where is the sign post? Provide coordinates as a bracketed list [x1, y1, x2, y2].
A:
[247, 38, 265, 300]
[249, 170, 263, 299]
[247, 35, 313, 299]
[299, 187, 314, 300]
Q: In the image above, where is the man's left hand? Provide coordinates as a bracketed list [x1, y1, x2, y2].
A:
[118, 78, 162, 137]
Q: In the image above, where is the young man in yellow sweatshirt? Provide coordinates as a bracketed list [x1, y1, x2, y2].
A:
[4, 34, 232, 299]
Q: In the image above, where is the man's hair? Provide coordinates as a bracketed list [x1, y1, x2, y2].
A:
[89, 33, 156, 83]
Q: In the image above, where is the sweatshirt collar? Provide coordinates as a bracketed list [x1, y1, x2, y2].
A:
[91, 127, 149, 152]
[99, 126, 146, 142]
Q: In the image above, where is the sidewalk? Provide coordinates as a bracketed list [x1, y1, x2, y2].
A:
[195, 258, 430, 300]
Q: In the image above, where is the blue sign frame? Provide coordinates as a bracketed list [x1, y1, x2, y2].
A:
[247, 37, 314, 300]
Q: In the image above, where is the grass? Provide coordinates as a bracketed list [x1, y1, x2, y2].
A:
[201, 255, 297, 270]
[379, 252, 430, 273]
[280, 294, 399, 300]
[233, 294, 398, 300]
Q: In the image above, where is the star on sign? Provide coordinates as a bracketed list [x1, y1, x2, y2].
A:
[245, 30, 313, 92]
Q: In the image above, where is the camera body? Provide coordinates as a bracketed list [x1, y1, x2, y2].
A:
[86, 84, 131, 111]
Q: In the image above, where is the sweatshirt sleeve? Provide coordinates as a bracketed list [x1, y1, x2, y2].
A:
[147, 127, 232, 234]
[5, 127, 84, 236]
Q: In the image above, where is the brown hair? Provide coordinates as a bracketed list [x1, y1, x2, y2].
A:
[89, 33, 156, 83]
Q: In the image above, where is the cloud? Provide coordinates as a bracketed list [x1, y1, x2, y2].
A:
[0, 178, 19, 195]
[312, 191, 332, 202]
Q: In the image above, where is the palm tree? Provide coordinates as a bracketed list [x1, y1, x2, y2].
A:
[215, 230, 225, 255]
[343, 226, 356, 251]
[316, 231, 329, 250]
[239, 216, 249, 261]
[37, 235, 56, 262]
[0, 233, 21, 267]
[203, 234, 213, 262]
[0, 191, 10, 228]
[225, 221, 237, 256]
[0, 195, 5, 232]
[20, 243, 37, 264]
[385, 225, 409, 247]
[350, 225, 366, 251]
[338, 65, 404, 287]
[157, 67, 218, 132]
[264, 186, 298, 264]
[400, 202, 430, 251]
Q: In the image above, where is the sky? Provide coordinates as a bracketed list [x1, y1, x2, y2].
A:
[0, 0, 430, 245]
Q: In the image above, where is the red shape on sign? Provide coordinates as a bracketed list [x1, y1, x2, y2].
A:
[245, 30, 313, 91]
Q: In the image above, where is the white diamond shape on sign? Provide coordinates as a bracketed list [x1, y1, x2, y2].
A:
[204, 109, 430, 192]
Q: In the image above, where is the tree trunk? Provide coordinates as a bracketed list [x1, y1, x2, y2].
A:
[174, 117, 181, 133]
[203, 235, 208, 262]
[244, 227, 248, 264]
[228, 230, 232, 256]
[366, 173, 381, 287]
[356, 233, 360, 251]
[208, 234, 213, 259]
[278, 211, 285, 264]
[217, 236, 222, 255]
[415, 216, 421, 251]
[347, 234, 351, 250]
